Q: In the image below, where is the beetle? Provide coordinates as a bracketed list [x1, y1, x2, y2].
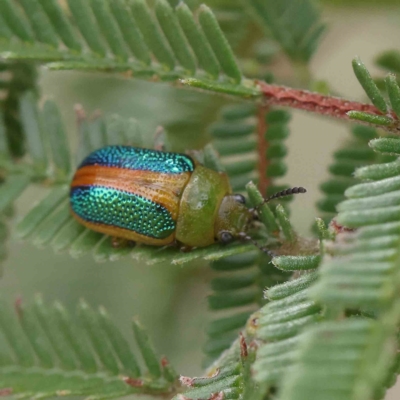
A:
[70, 145, 306, 251]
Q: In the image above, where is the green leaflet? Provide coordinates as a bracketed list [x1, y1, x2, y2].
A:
[0, 296, 177, 398]
[346, 58, 400, 133]
[245, 0, 326, 63]
[277, 140, 400, 400]
[0, 0, 252, 97]
[316, 124, 395, 228]
[203, 104, 307, 364]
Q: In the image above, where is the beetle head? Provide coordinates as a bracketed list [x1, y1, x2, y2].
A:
[215, 194, 253, 244]
[215, 187, 307, 255]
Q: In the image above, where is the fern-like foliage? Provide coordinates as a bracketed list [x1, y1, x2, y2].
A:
[348, 57, 400, 130]
[177, 333, 262, 400]
[0, 61, 38, 157]
[264, 65, 400, 400]
[317, 125, 396, 226]
[244, 0, 326, 64]
[278, 139, 400, 399]
[253, 269, 320, 388]
[179, 247, 324, 399]
[204, 251, 291, 365]
[0, 0, 260, 97]
[0, 63, 36, 272]
[206, 0, 252, 52]
[2, 3, 400, 399]
[202, 103, 298, 362]
[0, 296, 178, 399]
[190, 61, 400, 399]
[211, 103, 292, 196]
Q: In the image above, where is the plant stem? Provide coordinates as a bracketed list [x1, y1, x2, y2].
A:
[257, 81, 400, 133]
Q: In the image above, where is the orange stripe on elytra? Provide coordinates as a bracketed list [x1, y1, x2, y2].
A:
[71, 165, 191, 220]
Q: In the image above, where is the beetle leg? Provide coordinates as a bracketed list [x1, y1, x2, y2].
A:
[179, 245, 194, 253]
[111, 237, 136, 249]
[172, 240, 194, 253]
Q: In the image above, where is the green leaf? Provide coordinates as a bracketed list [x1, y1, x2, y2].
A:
[39, 0, 82, 51]
[253, 278, 321, 385]
[33, 295, 77, 370]
[0, 297, 175, 398]
[352, 57, 388, 113]
[176, 2, 220, 78]
[155, 0, 196, 74]
[53, 301, 98, 373]
[18, 0, 59, 47]
[42, 100, 71, 176]
[275, 204, 295, 242]
[280, 124, 400, 400]
[245, 0, 326, 63]
[204, 118, 300, 363]
[132, 318, 162, 379]
[131, 0, 175, 69]
[370, 138, 400, 155]
[198, 4, 242, 83]
[109, 0, 151, 64]
[31, 204, 72, 247]
[98, 307, 141, 377]
[15, 186, 68, 239]
[315, 124, 393, 228]
[273, 255, 321, 271]
[78, 300, 120, 375]
[355, 159, 400, 181]
[246, 181, 279, 233]
[19, 92, 48, 173]
[90, 0, 130, 61]
[0, 0, 35, 42]
[18, 301, 55, 368]
[0, 0, 255, 97]
[347, 111, 393, 126]
[376, 50, 400, 74]
[0, 298, 36, 367]
[385, 73, 400, 118]
[279, 320, 377, 400]
[67, 0, 107, 56]
[265, 271, 318, 300]
[0, 175, 30, 213]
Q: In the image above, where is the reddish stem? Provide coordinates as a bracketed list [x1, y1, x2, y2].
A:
[0, 389, 12, 397]
[123, 377, 144, 388]
[239, 332, 248, 358]
[257, 106, 270, 197]
[257, 81, 394, 120]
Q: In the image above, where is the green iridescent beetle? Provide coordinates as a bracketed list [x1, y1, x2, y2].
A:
[70, 145, 306, 250]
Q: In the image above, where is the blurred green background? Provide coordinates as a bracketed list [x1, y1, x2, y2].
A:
[1, 2, 400, 398]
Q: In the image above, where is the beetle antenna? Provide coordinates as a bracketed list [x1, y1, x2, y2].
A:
[252, 187, 307, 211]
[238, 233, 275, 258]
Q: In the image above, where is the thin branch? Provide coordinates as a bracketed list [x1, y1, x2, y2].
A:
[257, 81, 400, 133]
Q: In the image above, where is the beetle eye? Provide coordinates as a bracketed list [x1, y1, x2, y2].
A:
[220, 231, 234, 244]
[233, 194, 246, 204]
